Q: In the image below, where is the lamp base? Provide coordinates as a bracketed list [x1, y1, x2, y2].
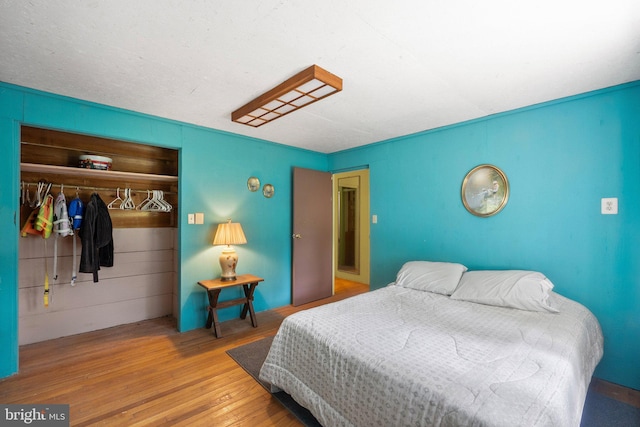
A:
[219, 246, 239, 281]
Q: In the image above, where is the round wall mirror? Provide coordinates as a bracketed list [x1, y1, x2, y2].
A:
[461, 164, 509, 217]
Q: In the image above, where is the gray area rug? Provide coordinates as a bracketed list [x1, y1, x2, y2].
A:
[226, 336, 275, 391]
[226, 336, 321, 426]
[227, 336, 640, 427]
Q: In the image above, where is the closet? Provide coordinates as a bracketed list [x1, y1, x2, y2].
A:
[19, 126, 179, 345]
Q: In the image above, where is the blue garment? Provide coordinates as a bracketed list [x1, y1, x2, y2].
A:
[68, 197, 84, 230]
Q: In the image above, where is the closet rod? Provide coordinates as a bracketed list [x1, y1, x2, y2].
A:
[20, 181, 177, 196]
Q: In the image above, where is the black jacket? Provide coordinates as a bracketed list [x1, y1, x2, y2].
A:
[79, 193, 113, 282]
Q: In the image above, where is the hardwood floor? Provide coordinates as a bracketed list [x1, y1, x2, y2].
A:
[0, 279, 368, 426]
[2, 278, 638, 426]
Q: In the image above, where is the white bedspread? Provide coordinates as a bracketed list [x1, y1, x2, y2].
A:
[259, 285, 603, 427]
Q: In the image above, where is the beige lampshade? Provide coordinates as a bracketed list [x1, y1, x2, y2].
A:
[212, 220, 247, 246]
[212, 220, 247, 281]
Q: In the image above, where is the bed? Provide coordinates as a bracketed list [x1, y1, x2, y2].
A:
[259, 261, 604, 426]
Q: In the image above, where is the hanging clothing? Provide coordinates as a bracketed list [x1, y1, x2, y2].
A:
[68, 196, 84, 286]
[53, 192, 72, 283]
[20, 208, 41, 237]
[53, 193, 72, 237]
[68, 197, 84, 230]
[79, 193, 114, 282]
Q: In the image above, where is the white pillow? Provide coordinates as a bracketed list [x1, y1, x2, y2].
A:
[450, 270, 559, 313]
[395, 261, 467, 295]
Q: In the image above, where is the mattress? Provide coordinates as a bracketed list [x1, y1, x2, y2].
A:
[259, 284, 603, 426]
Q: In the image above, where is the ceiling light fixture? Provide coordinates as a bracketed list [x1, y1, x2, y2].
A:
[231, 65, 342, 128]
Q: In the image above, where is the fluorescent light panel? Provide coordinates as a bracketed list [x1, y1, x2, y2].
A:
[232, 65, 342, 127]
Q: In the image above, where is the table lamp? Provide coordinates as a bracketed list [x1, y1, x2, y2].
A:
[212, 219, 247, 281]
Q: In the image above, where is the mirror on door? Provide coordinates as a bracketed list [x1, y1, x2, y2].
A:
[337, 176, 359, 274]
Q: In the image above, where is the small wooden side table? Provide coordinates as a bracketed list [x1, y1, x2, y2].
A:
[197, 274, 264, 338]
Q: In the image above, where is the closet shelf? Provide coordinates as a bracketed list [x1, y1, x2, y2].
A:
[20, 163, 178, 183]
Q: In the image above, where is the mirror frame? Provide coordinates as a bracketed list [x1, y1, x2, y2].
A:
[461, 164, 509, 217]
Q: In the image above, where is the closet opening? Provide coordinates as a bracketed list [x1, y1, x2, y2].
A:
[18, 126, 179, 345]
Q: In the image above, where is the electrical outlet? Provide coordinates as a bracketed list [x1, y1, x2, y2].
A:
[601, 198, 618, 215]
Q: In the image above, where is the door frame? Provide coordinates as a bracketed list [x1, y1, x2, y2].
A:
[333, 169, 370, 285]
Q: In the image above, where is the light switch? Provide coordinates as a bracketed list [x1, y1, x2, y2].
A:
[195, 212, 204, 224]
[372, 214, 378, 224]
[601, 198, 618, 215]
[187, 213, 195, 224]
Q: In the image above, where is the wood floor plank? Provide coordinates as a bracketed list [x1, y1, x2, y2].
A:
[0, 279, 367, 425]
[3, 278, 636, 425]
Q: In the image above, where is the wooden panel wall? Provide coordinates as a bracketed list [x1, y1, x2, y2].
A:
[18, 228, 177, 345]
[20, 126, 179, 228]
[21, 126, 179, 176]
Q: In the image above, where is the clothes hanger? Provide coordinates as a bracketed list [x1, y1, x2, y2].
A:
[136, 190, 153, 210]
[142, 190, 162, 212]
[31, 181, 45, 208]
[158, 190, 172, 212]
[155, 190, 172, 212]
[24, 182, 32, 206]
[135, 189, 172, 212]
[121, 188, 136, 210]
[43, 182, 52, 198]
[20, 182, 26, 205]
[108, 188, 124, 209]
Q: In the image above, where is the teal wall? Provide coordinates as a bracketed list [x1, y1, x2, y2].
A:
[0, 87, 22, 379]
[329, 81, 640, 391]
[178, 126, 328, 331]
[0, 82, 327, 378]
[2, 80, 639, 392]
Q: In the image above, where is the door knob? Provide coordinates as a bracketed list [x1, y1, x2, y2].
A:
[292, 233, 302, 239]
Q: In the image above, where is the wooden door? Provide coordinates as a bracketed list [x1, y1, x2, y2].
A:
[292, 167, 333, 305]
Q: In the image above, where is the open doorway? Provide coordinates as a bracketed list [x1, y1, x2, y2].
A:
[333, 169, 370, 287]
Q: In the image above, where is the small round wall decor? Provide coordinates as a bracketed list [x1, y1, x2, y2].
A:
[262, 183, 275, 198]
[461, 164, 509, 217]
[247, 176, 260, 192]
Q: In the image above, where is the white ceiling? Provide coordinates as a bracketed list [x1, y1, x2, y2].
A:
[1, 1, 639, 153]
